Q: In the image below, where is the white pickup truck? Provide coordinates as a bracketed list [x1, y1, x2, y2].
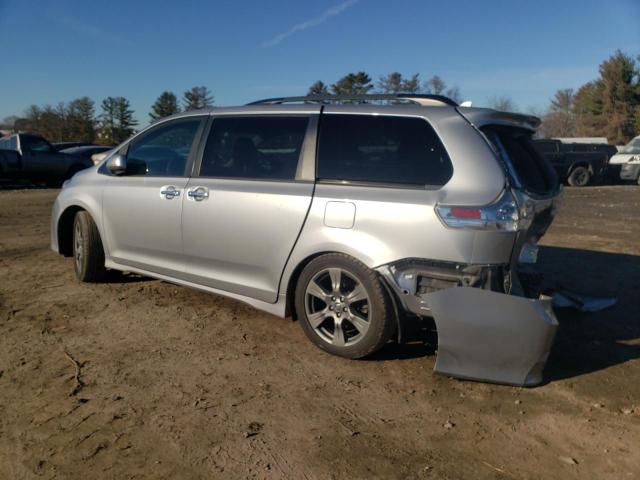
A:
[610, 135, 640, 184]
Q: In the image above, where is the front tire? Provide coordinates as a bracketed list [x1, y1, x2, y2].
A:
[73, 211, 106, 282]
[567, 166, 591, 186]
[295, 253, 395, 359]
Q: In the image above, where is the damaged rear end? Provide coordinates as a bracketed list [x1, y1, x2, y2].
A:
[380, 108, 562, 387]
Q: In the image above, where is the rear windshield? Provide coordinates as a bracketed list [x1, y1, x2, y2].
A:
[483, 126, 558, 195]
[317, 114, 453, 187]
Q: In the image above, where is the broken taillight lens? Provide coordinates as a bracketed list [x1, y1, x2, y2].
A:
[436, 190, 521, 231]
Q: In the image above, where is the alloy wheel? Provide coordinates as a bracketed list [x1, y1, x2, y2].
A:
[304, 267, 371, 347]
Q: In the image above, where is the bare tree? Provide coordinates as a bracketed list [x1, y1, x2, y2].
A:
[487, 96, 518, 112]
[424, 75, 446, 95]
[539, 89, 576, 138]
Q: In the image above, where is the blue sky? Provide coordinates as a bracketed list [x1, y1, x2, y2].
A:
[0, 0, 638, 125]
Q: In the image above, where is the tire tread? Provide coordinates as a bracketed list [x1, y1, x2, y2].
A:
[74, 211, 106, 282]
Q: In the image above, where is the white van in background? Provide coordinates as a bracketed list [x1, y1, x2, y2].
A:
[610, 136, 640, 184]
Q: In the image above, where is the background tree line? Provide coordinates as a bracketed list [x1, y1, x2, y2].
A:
[0, 86, 214, 145]
[537, 51, 639, 144]
[307, 71, 462, 102]
[2, 51, 638, 146]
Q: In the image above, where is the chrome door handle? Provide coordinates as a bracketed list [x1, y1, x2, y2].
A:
[160, 186, 181, 199]
[188, 187, 209, 201]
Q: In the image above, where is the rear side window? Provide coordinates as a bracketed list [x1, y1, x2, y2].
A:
[200, 116, 309, 180]
[22, 135, 52, 152]
[317, 114, 453, 187]
[484, 127, 557, 195]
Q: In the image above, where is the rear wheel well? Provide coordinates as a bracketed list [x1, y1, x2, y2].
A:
[57, 206, 85, 257]
[570, 162, 592, 173]
[284, 252, 402, 342]
[284, 252, 329, 319]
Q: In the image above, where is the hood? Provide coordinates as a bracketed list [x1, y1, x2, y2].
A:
[609, 153, 639, 165]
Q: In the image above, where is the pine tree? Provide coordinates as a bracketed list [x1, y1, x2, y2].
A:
[114, 97, 138, 143]
[573, 81, 604, 137]
[307, 81, 329, 96]
[402, 74, 421, 94]
[67, 97, 96, 143]
[598, 50, 638, 144]
[377, 72, 404, 94]
[376, 72, 422, 94]
[183, 86, 213, 111]
[331, 72, 373, 96]
[99, 97, 118, 145]
[99, 97, 137, 145]
[150, 91, 180, 121]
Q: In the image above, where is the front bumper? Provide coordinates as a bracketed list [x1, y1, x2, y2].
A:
[620, 163, 640, 181]
[378, 263, 558, 387]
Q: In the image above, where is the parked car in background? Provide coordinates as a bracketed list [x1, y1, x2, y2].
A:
[533, 138, 617, 186]
[609, 135, 640, 184]
[52, 94, 562, 387]
[61, 145, 113, 165]
[0, 133, 93, 186]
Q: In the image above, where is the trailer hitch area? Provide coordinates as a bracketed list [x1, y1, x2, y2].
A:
[425, 287, 558, 387]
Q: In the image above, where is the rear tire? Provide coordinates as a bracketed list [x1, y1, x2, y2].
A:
[73, 211, 106, 282]
[295, 253, 395, 359]
[567, 166, 591, 186]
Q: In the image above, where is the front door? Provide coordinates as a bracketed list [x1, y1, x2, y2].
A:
[181, 112, 319, 303]
[20, 135, 67, 180]
[101, 117, 206, 277]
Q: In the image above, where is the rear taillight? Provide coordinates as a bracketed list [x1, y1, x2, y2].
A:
[436, 190, 526, 232]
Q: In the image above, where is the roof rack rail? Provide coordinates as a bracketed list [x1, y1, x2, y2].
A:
[246, 94, 458, 107]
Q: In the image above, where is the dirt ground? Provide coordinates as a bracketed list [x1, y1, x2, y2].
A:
[0, 186, 639, 480]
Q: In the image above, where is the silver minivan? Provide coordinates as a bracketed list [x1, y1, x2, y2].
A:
[51, 94, 561, 386]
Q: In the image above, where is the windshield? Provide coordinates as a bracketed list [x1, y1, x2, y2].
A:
[619, 136, 640, 154]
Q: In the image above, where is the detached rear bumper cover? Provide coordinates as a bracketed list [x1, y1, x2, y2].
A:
[425, 287, 557, 386]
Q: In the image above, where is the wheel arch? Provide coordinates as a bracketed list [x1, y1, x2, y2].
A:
[569, 161, 592, 174]
[57, 205, 85, 257]
[282, 249, 403, 342]
[283, 251, 339, 319]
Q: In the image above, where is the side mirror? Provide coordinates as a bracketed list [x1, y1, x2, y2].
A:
[106, 154, 127, 175]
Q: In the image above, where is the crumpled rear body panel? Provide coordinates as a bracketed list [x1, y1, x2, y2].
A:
[426, 287, 558, 386]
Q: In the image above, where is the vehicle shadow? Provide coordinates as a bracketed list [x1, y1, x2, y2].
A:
[0, 182, 58, 191]
[103, 271, 152, 284]
[536, 245, 640, 382]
